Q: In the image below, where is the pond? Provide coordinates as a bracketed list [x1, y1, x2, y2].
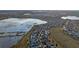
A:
[61, 16, 79, 20]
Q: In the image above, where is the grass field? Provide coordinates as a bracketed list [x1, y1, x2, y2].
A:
[50, 27, 79, 48]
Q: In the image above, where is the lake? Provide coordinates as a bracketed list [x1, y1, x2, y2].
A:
[0, 18, 47, 48]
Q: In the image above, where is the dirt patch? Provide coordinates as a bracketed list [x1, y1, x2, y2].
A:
[49, 27, 79, 48]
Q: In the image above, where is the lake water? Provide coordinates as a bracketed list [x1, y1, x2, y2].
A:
[0, 18, 47, 48]
[61, 16, 79, 20]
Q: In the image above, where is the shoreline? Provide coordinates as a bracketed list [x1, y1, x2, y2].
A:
[11, 26, 35, 48]
[11, 24, 54, 48]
